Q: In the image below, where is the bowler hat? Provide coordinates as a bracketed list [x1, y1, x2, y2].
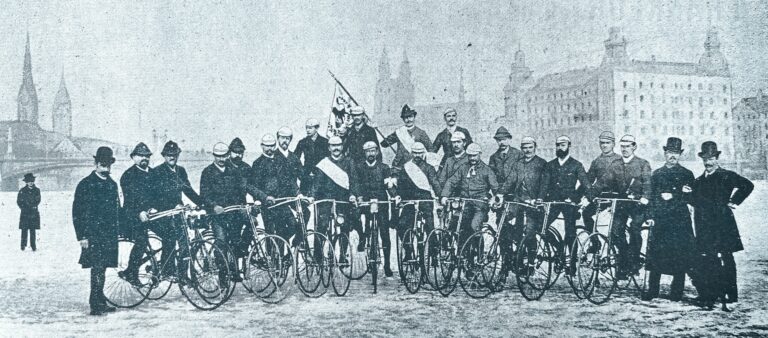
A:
[663, 137, 684, 153]
[160, 141, 181, 156]
[400, 104, 417, 118]
[22, 173, 35, 182]
[698, 141, 721, 158]
[94, 146, 116, 165]
[229, 137, 246, 153]
[493, 127, 512, 140]
[130, 142, 153, 157]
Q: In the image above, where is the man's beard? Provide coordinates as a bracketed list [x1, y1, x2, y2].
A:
[279, 143, 289, 151]
[366, 155, 376, 163]
[413, 156, 423, 164]
[556, 149, 569, 159]
[263, 150, 274, 157]
[331, 150, 342, 158]
[231, 156, 243, 165]
[138, 160, 149, 169]
[469, 159, 478, 166]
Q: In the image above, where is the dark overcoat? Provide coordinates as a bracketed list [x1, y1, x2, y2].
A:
[119, 165, 153, 234]
[17, 185, 41, 230]
[690, 168, 753, 253]
[72, 172, 120, 269]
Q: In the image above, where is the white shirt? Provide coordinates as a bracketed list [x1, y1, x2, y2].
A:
[557, 155, 570, 166]
[447, 125, 457, 134]
[622, 155, 635, 164]
[278, 147, 290, 158]
[214, 163, 226, 173]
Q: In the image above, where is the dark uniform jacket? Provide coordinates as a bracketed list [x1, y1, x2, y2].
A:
[311, 156, 354, 201]
[119, 165, 153, 230]
[227, 158, 252, 174]
[252, 154, 295, 200]
[351, 160, 391, 201]
[200, 163, 266, 212]
[434, 126, 472, 168]
[277, 149, 302, 195]
[587, 152, 621, 192]
[72, 172, 120, 269]
[490, 147, 522, 190]
[690, 168, 754, 253]
[344, 123, 380, 164]
[17, 185, 41, 230]
[601, 156, 652, 198]
[503, 155, 547, 201]
[396, 159, 440, 200]
[646, 164, 696, 274]
[538, 156, 592, 202]
[441, 161, 499, 199]
[381, 126, 433, 170]
[438, 152, 468, 193]
[149, 163, 205, 211]
[295, 134, 329, 172]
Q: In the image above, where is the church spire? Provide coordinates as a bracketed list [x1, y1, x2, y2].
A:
[17, 32, 39, 124]
[52, 72, 73, 136]
[458, 67, 466, 103]
[398, 49, 411, 81]
[378, 47, 391, 81]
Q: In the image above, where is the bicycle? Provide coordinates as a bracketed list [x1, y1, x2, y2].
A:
[312, 199, 353, 296]
[423, 197, 464, 296]
[395, 199, 435, 294]
[353, 199, 394, 294]
[103, 235, 156, 308]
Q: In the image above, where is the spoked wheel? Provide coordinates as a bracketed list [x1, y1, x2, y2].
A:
[583, 234, 618, 305]
[458, 229, 500, 299]
[330, 233, 352, 296]
[545, 227, 564, 288]
[567, 231, 592, 300]
[369, 230, 380, 294]
[424, 229, 459, 297]
[146, 233, 172, 300]
[622, 252, 647, 296]
[104, 238, 154, 308]
[397, 229, 422, 294]
[244, 234, 295, 304]
[515, 233, 554, 301]
[295, 231, 331, 298]
[178, 240, 232, 310]
[344, 229, 369, 281]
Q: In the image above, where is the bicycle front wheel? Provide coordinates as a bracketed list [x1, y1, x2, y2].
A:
[179, 240, 232, 310]
[295, 231, 331, 298]
[458, 230, 499, 299]
[583, 233, 618, 305]
[243, 234, 295, 304]
[424, 228, 459, 297]
[104, 238, 154, 308]
[515, 233, 554, 301]
[330, 233, 351, 296]
[398, 229, 422, 294]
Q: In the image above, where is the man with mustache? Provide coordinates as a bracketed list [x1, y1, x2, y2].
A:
[118, 142, 155, 286]
[642, 137, 695, 302]
[350, 141, 393, 276]
[601, 135, 652, 280]
[437, 131, 468, 192]
[582, 131, 622, 240]
[537, 136, 592, 275]
[343, 106, 380, 165]
[227, 137, 250, 172]
[381, 104, 434, 172]
[294, 118, 329, 195]
[688, 141, 753, 309]
[490, 126, 522, 225]
[433, 108, 473, 169]
[392, 142, 439, 248]
[251, 134, 297, 242]
[276, 127, 310, 245]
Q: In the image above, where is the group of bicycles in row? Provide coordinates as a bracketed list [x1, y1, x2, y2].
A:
[101, 194, 652, 310]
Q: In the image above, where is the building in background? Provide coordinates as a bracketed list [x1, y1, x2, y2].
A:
[733, 89, 768, 178]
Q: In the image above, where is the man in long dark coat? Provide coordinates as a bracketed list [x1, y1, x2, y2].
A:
[119, 143, 154, 286]
[643, 137, 695, 302]
[689, 141, 753, 308]
[72, 146, 120, 315]
[18, 173, 41, 251]
[311, 136, 355, 259]
[294, 118, 329, 195]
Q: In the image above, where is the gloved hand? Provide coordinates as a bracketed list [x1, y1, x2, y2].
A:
[139, 211, 150, 222]
[349, 195, 357, 203]
[640, 197, 649, 205]
[440, 197, 448, 206]
[79, 239, 89, 249]
[682, 185, 692, 193]
[661, 193, 673, 201]
[214, 205, 224, 215]
[266, 196, 275, 205]
[394, 195, 402, 205]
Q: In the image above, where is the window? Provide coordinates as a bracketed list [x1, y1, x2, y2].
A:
[639, 81, 643, 89]
[640, 95, 644, 102]
[675, 83, 678, 89]
[689, 111, 694, 119]
[623, 95, 628, 103]
[708, 83, 713, 91]
[710, 127, 715, 135]
[650, 82, 654, 88]
[640, 110, 645, 118]
[651, 95, 655, 103]
[723, 85, 728, 93]
[641, 126, 647, 135]
[661, 83, 665, 89]
[724, 112, 728, 119]
[651, 111, 656, 118]
[725, 127, 730, 136]
[688, 97, 692, 104]
[710, 112, 715, 119]
[623, 109, 629, 118]
[688, 83, 692, 90]
[709, 97, 714, 105]
[623, 81, 627, 88]
[699, 97, 704, 106]
[700, 126, 705, 135]
[663, 111, 668, 119]
[723, 98, 728, 105]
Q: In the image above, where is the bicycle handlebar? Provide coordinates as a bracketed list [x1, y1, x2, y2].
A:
[147, 205, 203, 221]
[268, 196, 312, 209]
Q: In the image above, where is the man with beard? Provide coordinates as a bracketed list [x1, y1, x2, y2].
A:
[350, 142, 393, 276]
[118, 143, 155, 286]
[498, 136, 546, 279]
[227, 137, 250, 173]
[441, 143, 501, 249]
[72, 147, 119, 315]
[276, 127, 309, 244]
[581, 132, 622, 242]
[251, 134, 296, 241]
[393, 142, 439, 244]
[381, 104, 433, 172]
[343, 106, 380, 164]
[148, 141, 207, 280]
[311, 136, 355, 260]
[537, 136, 592, 275]
[294, 118, 329, 195]
[433, 108, 473, 168]
[688, 141, 753, 309]
[437, 131, 468, 192]
[642, 137, 695, 302]
[490, 126, 522, 225]
[601, 135, 652, 280]
[201, 142, 267, 282]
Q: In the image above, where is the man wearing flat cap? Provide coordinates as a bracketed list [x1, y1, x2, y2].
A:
[433, 108, 473, 168]
[343, 106, 381, 165]
[295, 118, 329, 195]
[642, 137, 695, 302]
[392, 142, 440, 254]
[18, 173, 40, 252]
[118, 142, 155, 286]
[601, 134, 652, 280]
[581, 131, 622, 246]
[72, 146, 120, 315]
[148, 140, 206, 279]
[688, 141, 753, 309]
[437, 131, 469, 192]
[381, 104, 434, 172]
[251, 134, 298, 242]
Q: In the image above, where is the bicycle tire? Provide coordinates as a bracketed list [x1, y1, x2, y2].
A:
[583, 233, 618, 305]
[458, 231, 497, 299]
[178, 240, 232, 310]
[424, 228, 459, 297]
[295, 231, 331, 298]
[515, 233, 554, 301]
[398, 229, 422, 294]
[145, 233, 173, 300]
[330, 233, 351, 296]
[104, 238, 154, 308]
[243, 235, 295, 304]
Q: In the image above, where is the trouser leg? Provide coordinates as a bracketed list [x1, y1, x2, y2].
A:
[670, 273, 685, 300]
[30, 229, 36, 250]
[315, 204, 331, 259]
[582, 203, 597, 235]
[377, 207, 392, 270]
[721, 252, 737, 302]
[89, 266, 107, 309]
[611, 206, 632, 275]
[646, 271, 661, 299]
[127, 229, 149, 275]
[628, 205, 646, 270]
[21, 229, 28, 249]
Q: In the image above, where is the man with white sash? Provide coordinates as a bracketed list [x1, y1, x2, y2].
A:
[437, 131, 469, 192]
[311, 136, 355, 259]
[381, 104, 434, 172]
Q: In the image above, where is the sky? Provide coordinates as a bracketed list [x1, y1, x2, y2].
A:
[0, 0, 766, 150]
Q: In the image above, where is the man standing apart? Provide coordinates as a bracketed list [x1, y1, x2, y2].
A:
[18, 173, 40, 251]
[381, 104, 433, 172]
[433, 108, 472, 169]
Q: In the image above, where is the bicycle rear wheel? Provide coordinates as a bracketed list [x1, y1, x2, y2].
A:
[331, 233, 351, 296]
[424, 229, 459, 297]
[243, 234, 295, 304]
[583, 233, 618, 305]
[515, 233, 554, 301]
[398, 229, 422, 294]
[104, 238, 154, 308]
[568, 231, 592, 300]
[179, 240, 232, 310]
[295, 231, 331, 298]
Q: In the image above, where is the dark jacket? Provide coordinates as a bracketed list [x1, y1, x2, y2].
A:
[538, 157, 592, 202]
[251, 154, 294, 200]
[381, 126, 433, 170]
[690, 168, 754, 253]
[434, 126, 472, 168]
[149, 163, 205, 211]
[587, 152, 621, 192]
[119, 165, 153, 231]
[396, 159, 440, 200]
[295, 134, 329, 171]
[646, 164, 696, 274]
[72, 172, 120, 269]
[344, 123, 380, 164]
[200, 163, 266, 212]
[503, 155, 547, 201]
[351, 160, 391, 201]
[438, 152, 468, 194]
[311, 156, 354, 201]
[441, 161, 499, 199]
[490, 147, 522, 189]
[17, 185, 41, 230]
[601, 156, 653, 198]
[277, 150, 302, 195]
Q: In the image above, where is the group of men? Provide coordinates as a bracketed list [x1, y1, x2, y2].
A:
[72, 104, 753, 314]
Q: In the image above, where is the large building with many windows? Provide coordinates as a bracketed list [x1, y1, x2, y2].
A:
[732, 89, 768, 178]
[499, 27, 734, 164]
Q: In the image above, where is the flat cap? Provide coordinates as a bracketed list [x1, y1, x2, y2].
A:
[261, 134, 276, 146]
[328, 136, 343, 145]
[443, 108, 457, 116]
[411, 142, 426, 153]
[620, 134, 636, 145]
[450, 131, 467, 142]
[277, 126, 293, 137]
[599, 131, 615, 142]
[466, 143, 482, 155]
[131, 142, 153, 157]
[212, 142, 230, 156]
[306, 118, 320, 127]
[363, 141, 378, 150]
[556, 135, 571, 144]
[349, 106, 365, 115]
[521, 136, 536, 146]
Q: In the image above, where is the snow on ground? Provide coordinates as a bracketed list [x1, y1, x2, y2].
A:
[0, 184, 767, 337]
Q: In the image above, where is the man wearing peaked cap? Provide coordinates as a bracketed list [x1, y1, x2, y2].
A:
[343, 105, 380, 165]
[434, 108, 473, 167]
[261, 134, 277, 146]
[295, 118, 329, 195]
[130, 142, 152, 157]
[160, 140, 181, 157]
[437, 131, 470, 191]
[582, 131, 621, 245]
[381, 104, 434, 171]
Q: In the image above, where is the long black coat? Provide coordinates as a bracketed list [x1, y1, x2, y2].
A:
[646, 164, 696, 275]
[17, 185, 41, 229]
[72, 172, 120, 269]
[690, 168, 754, 253]
[119, 165, 153, 233]
[149, 163, 206, 211]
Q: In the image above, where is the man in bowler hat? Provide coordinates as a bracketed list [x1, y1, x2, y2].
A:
[18, 173, 41, 251]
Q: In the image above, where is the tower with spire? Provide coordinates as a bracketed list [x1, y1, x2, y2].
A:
[374, 48, 392, 117]
[458, 68, 466, 103]
[503, 44, 533, 120]
[373, 47, 415, 118]
[601, 27, 629, 67]
[394, 49, 415, 110]
[52, 73, 73, 136]
[17, 33, 39, 124]
[698, 26, 729, 75]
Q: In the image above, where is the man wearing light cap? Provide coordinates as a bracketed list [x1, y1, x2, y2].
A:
[201, 142, 267, 281]
[433, 108, 473, 168]
[601, 134, 652, 280]
[581, 131, 622, 247]
[538, 136, 592, 275]
[343, 106, 380, 165]
[276, 126, 303, 194]
[441, 143, 500, 249]
[311, 136, 355, 259]
[295, 118, 329, 195]
[119, 142, 155, 286]
[251, 134, 299, 242]
[392, 142, 439, 254]
[437, 131, 469, 191]
[350, 141, 394, 276]
[381, 104, 434, 172]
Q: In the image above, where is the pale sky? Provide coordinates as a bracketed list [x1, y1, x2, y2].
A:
[0, 0, 766, 150]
